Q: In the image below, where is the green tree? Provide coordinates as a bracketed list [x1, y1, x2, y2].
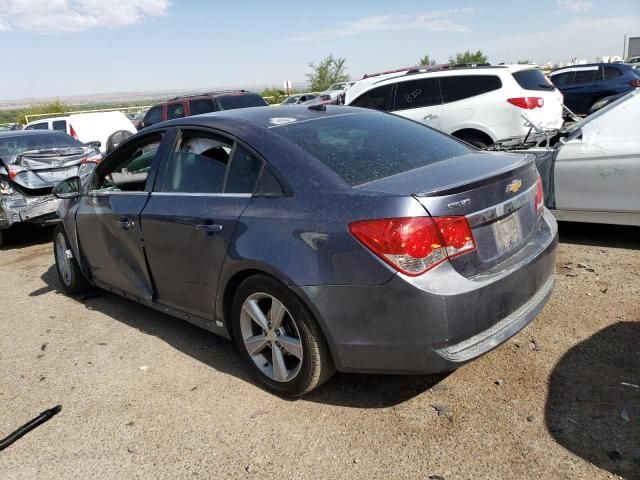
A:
[261, 87, 288, 104]
[16, 101, 67, 125]
[306, 55, 349, 92]
[517, 59, 532, 64]
[418, 54, 436, 66]
[448, 50, 488, 65]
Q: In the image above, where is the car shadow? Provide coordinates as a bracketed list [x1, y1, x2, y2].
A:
[0, 224, 55, 251]
[558, 221, 639, 250]
[545, 321, 640, 478]
[37, 264, 443, 408]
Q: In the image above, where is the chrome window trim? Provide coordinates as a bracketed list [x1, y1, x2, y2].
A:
[466, 183, 537, 227]
[149, 192, 252, 198]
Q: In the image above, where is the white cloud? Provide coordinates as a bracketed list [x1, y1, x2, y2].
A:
[556, 0, 593, 13]
[287, 7, 475, 42]
[0, 0, 170, 33]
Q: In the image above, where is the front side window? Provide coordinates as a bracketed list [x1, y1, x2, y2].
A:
[351, 84, 395, 111]
[394, 78, 440, 110]
[551, 71, 574, 86]
[92, 134, 162, 193]
[144, 106, 163, 126]
[26, 122, 49, 130]
[158, 133, 232, 194]
[440, 75, 502, 103]
[167, 103, 185, 120]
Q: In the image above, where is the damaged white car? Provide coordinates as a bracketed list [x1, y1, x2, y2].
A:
[523, 90, 640, 226]
[0, 130, 102, 246]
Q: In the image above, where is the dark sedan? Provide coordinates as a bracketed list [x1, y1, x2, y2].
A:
[52, 106, 557, 396]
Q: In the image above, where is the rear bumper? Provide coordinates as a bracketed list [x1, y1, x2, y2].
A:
[0, 194, 60, 229]
[293, 209, 558, 374]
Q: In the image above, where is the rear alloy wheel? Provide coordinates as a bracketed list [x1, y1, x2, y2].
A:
[53, 224, 91, 295]
[232, 275, 334, 396]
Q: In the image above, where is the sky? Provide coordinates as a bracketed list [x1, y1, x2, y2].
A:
[0, 0, 639, 100]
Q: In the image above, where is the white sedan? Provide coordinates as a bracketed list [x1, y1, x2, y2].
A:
[535, 90, 640, 226]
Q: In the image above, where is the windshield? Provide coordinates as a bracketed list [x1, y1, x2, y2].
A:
[329, 83, 345, 90]
[0, 132, 84, 160]
[564, 90, 637, 135]
[282, 96, 301, 104]
[274, 112, 470, 186]
[512, 69, 555, 91]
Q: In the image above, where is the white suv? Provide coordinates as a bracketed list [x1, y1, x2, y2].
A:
[346, 65, 564, 147]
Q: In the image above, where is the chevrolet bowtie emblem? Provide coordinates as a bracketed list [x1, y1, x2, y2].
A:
[506, 179, 522, 194]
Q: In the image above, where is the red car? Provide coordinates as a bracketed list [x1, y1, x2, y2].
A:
[141, 91, 268, 129]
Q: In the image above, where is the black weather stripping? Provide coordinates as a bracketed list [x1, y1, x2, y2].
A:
[0, 405, 61, 452]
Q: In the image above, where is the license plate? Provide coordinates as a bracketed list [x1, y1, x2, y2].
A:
[494, 213, 523, 251]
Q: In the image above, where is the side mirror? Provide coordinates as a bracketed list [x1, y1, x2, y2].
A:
[53, 176, 81, 199]
[85, 140, 101, 148]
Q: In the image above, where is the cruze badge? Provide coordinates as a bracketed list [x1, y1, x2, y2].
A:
[506, 179, 522, 194]
[447, 198, 471, 209]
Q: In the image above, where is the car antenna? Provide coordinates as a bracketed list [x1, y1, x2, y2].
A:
[308, 104, 326, 111]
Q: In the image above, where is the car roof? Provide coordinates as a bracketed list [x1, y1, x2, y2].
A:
[0, 129, 65, 138]
[162, 105, 363, 129]
[552, 63, 633, 72]
[165, 90, 259, 102]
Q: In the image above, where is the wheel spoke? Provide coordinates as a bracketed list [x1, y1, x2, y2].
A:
[272, 346, 288, 382]
[244, 334, 268, 356]
[278, 335, 302, 359]
[269, 298, 287, 330]
[243, 299, 269, 331]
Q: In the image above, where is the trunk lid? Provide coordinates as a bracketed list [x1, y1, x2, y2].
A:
[10, 147, 90, 191]
[358, 151, 541, 277]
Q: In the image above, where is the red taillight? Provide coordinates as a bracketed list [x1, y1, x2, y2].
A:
[9, 169, 17, 179]
[81, 152, 103, 164]
[507, 97, 544, 109]
[69, 124, 78, 139]
[349, 216, 476, 276]
[629, 80, 640, 88]
[535, 176, 544, 213]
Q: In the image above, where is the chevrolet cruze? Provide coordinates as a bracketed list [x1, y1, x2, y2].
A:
[52, 106, 557, 396]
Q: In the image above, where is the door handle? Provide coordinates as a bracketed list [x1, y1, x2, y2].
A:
[117, 217, 135, 230]
[196, 224, 223, 235]
[423, 114, 438, 120]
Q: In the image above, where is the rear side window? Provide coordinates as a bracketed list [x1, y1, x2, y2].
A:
[274, 112, 470, 186]
[216, 93, 268, 110]
[189, 99, 216, 115]
[603, 66, 622, 79]
[144, 106, 163, 126]
[512, 69, 555, 91]
[167, 103, 185, 120]
[224, 147, 263, 193]
[350, 84, 394, 111]
[551, 71, 574, 86]
[440, 75, 502, 103]
[52, 120, 67, 131]
[394, 78, 440, 110]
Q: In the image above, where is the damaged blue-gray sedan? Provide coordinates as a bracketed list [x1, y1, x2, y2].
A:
[51, 106, 557, 396]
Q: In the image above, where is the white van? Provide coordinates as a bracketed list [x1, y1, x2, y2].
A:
[25, 111, 137, 153]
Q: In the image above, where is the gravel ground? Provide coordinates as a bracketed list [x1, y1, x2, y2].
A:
[0, 222, 638, 480]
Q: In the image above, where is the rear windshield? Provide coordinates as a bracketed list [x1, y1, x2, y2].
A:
[0, 132, 84, 159]
[216, 93, 268, 110]
[274, 112, 470, 186]
[512, 69, 555, 91]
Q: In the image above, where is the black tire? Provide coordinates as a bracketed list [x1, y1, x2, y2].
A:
[231, 274, 335, 396]
[0, 229, 4, 248]
[53, 224, 91, 295]
[456, 132, 492, 149]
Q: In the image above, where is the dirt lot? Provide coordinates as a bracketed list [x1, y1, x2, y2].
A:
[0, 222, 638, 479]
